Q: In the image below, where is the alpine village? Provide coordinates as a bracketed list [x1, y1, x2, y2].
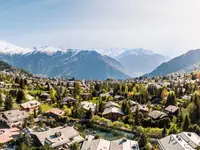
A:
[0, 57, 198, 150]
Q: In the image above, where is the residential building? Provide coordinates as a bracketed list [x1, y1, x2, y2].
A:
[148, 110, 167, 120]
[0, 110, 29, 127]
[20, 100, 41, 113]
[80, 101, 96, 112]
[31, 126, 84, 149]
[103, 107, 124, 121]
[81, 138, 139, 150]
[164, 105, 179, 115]
[158, 132, 200, 150]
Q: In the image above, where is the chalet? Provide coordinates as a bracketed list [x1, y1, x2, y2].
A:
[0, 110, 29, 128]
[0, 127, 20, 144]
[158, 132, 200, 150]
[131, 104, 149, 115]
[80, 101, 96, 112]
[43, 108, 65, 121]
[80, 93, 92, 101]
[81, 138, 139, 150]
[0, 82, 5, 88]
[31, 125, 84, 149]
[105, 101, 120, 108]
[114, 95, 125, 101]
[148, 110, 167, 120]
[129, 100, 138, 106]
[20, 100, 41, 113]
[103, 107, 124, 121]
[165, 105, 179, 115]
[62, 97, 77, 106]
[40, 93, 51, 103]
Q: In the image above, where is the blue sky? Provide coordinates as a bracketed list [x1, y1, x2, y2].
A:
[1, 0, 200, 57]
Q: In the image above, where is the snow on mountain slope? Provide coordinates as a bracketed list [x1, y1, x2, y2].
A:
[0, 41, 32, 54]
[95, 48, 127, 58]
[96, 48, 154, 58]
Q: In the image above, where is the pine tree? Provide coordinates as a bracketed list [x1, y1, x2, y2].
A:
[20, 79, 25, 89]
[138, 133, 148, 148]
[74, 81, 81, 98]
[135, 105, 140, 125]
[4, 94, 13, 110]
[16, 90, 25, 104]
[182, 114, 190, 131]
[162, 126, 167, 137]
[34, 108, 37, 118]
[98, 101, 105, 113]
[0, 92, 3, 108]
[50, 87, 56, 103]
[85, 108, 93, 119]
[166, 91, 176, 106]
[15, 77, 20, 84]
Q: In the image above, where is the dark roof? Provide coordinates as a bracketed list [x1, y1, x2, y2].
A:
[165, 105, 179, 113]
[148, 110, 167, 119]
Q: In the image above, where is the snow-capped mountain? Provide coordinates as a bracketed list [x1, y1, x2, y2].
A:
[95, 48, 154, 58]
[0, 41, 129, 79]
[0, 41, 32, 54]
[0, 41, 169, 78]
[114, 48, 169, 77]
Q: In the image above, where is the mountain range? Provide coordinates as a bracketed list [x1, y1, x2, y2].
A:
[96, 48, 169, 77]
[0, 41, 169, 79]
[146, 49, 200, 76]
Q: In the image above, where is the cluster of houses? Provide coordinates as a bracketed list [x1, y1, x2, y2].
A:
[0, 70, 200, 149]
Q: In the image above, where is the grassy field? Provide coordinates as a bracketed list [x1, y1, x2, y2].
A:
[40, 104, 53, 112]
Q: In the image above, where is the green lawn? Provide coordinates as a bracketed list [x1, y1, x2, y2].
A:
[13, 102, 20, 110]
[28, 90, 49, 95]
[40, 104, 53, 112]
[88, 97, 100, 104]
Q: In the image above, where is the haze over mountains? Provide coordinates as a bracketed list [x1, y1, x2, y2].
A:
[147, 49, 200, 76]
[0, 41, 170, 79]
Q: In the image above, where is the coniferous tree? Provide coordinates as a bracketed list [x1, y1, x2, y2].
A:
[4, 94, 13, 110]
[16, 90, 25, 104]
[182, 114, 190, 131]
[50, 87, 56, 103]
[0, 92, 3, 108]
[98, 101, 105, 113]
[162, 126, 167, 137]
[138, 133, 148, 149]
[166, 91, 176, 106]
[20, 79, 25, 89]
[74, 81, 81, 98]
[85, 108, 93, 119]
[15, 77, 20, 84]
[135, 105, 140, 126]
[34, 108, 37, 118]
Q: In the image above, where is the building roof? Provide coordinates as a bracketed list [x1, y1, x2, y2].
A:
[102, 107, 124, 116]
[0, 127, 20, 143]
[81, 138, 139, 150]
[32, 126, 84, 148]
[45, 108, 65, 117]
[178, 132, 200, 149]
[63, 97, 77, 103]
[105, 101, 120, 108]
[148, 110, 167, 120]
[80, 101, 96, 112]
[20, 100, 41, 109]
[131, 104, 149, 113]
[158, 132, 200, 150]
[165, 105, 179, 113]
[1, 109, 29, 122]
[81, 139, 110, 150]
